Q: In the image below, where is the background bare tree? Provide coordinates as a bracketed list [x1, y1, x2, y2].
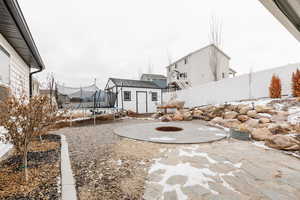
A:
[46, 73, 55, 106]
[209, 15, 223, 81]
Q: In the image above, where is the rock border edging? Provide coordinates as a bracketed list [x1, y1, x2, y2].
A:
[60, 134, 77, 200]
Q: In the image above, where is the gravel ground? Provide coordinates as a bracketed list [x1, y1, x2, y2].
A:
[0, 134, 61, 200]
[54, 119, 165, 200]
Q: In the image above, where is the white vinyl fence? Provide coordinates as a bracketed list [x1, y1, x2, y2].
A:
[163, 63, 300, 107]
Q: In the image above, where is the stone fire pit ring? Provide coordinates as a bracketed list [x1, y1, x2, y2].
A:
[114, 122, 227, 144]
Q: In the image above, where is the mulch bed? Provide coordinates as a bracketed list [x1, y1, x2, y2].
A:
[0, 134, 61, 200]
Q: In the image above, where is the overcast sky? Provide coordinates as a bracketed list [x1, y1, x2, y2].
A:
[19, 0, 300, 88]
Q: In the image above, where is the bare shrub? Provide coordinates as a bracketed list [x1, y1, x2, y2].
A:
[0, 94, 64, 182]
[292, 69, 300, 97]
[269, 74, 282, 98]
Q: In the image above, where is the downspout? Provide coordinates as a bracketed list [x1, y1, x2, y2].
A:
[29, 67, 42, 98]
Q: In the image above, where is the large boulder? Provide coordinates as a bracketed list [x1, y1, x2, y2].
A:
[265, 135, 300, 151]
[255, 105, 273, 113]
[224, 111, 238, 119]
[237, 115, 249, 122]
[247, 110, 257, 118]
[245, 118, 259, 128]
[239, 106, 252, 115]
[250, 128, 273, 141]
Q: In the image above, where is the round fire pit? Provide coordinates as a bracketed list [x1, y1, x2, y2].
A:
[114, 122, 227, 144]
[156, 126, 183, 132]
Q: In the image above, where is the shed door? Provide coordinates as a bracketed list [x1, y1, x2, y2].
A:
[136, 91, 147, 113]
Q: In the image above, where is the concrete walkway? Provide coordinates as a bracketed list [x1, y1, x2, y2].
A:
[144, 140, 300, 200]
[114, 122, 227, 144]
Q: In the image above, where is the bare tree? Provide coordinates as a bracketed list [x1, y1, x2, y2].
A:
[209, 15, 222, 81]
[166, 49, 173, 65]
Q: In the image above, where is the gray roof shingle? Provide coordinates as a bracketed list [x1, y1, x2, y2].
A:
[109, 78, 161, 89]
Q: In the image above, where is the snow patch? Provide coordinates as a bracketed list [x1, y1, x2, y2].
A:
[150, 137, 175, 141]
[288, 107, 300, 125]
[179, 149, 218, 164]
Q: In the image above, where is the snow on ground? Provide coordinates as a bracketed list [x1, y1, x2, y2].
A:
[228, 98, 274, 106]
[150, 137, 176, 141]
[288, 106, 300, 125]
[0, 126, 12, 159]
[147, 146, 242, 199]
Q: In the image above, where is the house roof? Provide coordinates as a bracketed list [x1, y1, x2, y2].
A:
[109, 78, 162, 89]
[141, 73, 167, 80]
[0, 0, 44, 70]
[260, 0, 300, 42]
[166, 44, 231, 68]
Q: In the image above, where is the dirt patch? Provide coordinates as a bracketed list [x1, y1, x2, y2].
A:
[0, 134, 61, 200]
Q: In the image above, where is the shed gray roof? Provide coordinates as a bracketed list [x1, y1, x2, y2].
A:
[109, 78, 161, 89]
[141, 74, 167, 80]
[0, 0, 44, 69]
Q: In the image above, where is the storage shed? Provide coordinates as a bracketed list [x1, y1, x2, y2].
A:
[105, 78, 163, 113]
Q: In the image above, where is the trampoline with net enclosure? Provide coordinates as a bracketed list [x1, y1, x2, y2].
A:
[56, 83, 117, 111]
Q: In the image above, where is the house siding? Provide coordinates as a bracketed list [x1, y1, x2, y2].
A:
[117, 87, 161, 113]
[0, 33, 30, 97]
[167, 45, 230, 88]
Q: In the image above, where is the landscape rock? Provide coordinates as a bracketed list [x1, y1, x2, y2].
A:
[211, 117, 224, 125]
[255, 105, 272, 113]
[160, 115, 172, 122]
[237, 115, 249, 122]
[239, 106, 252, 115]
[265, 135, 300, 151]
[250, 128, 273, 141]
[182, 111, 193, 121]
[247, 110, 257, 118]
[192, 110, 203, 119]
[256, 113, 272, 119]
[237, 124, 253, 133]
[152, 113, 163, 119]
[173, 112, 184, 121]
[258, 123, 270, 128]
[164, 100, 185, 109]
[259, 118, 271, 124]
[224, 111, 238, 119]
[223, 119, 241, 128]
[245, 118, 259, 128]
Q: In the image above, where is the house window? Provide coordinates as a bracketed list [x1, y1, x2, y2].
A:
[0, 45, 10, 85]
[184, 58, 188, 64]
[123, 91, 131, 101]
[152, 92, 158, 101]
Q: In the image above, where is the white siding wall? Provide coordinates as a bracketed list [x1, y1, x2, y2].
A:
[167, 45, 230, 88]
[116, 87, 162, 113]
[0, 33, 30, 97]
[163, 63, 300, 107]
